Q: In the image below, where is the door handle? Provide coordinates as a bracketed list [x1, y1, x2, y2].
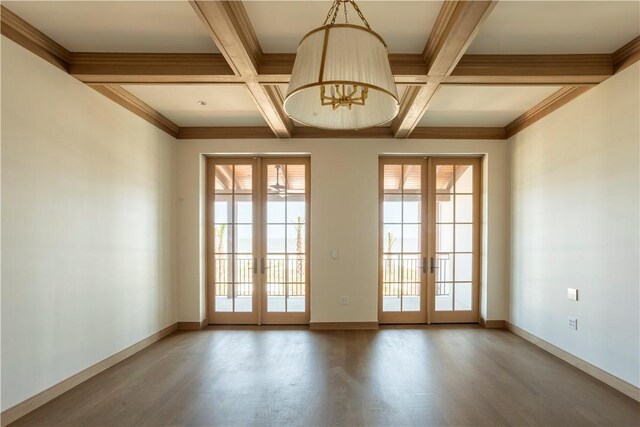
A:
[260, 257, 271, 273]
[422, 257, 427, 274]
[252, 257, 257, 274]
[430, 256, 435, 274]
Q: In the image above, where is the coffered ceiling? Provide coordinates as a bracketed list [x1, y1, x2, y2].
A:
[1, 0, 639, 140]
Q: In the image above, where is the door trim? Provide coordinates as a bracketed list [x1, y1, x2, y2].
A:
[206, 156, 310, 325]
[378, 156, 482, 325]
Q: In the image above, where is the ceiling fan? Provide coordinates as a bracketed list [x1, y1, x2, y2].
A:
[269, 164, 286, 196]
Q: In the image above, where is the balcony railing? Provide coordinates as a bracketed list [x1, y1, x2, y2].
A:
[215, 256, 305, 297]
[382, 255, 451, 296]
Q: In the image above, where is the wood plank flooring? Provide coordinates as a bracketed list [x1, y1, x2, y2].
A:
[9, 326, 640, 426]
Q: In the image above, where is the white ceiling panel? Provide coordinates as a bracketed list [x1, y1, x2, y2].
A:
[122, 84, 267, 127]
[468, 1, 640, 54]
[3, 1, 219, 53]
[419, 85, 564, 127]
[244, 0, 443, 53]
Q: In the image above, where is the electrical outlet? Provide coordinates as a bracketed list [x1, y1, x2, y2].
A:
[164, 298, 171, 310]
[568, 317, 578, 330]
[339, 296, 349, 305]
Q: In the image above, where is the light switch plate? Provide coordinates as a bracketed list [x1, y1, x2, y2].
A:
[567, 288, 578, 301]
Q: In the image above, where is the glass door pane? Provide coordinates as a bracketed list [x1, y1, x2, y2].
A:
[429, 159, 480, 323]
[262, 159, 309, 324]
[379, 159, 427, 324]
[208, 160, 258, 324]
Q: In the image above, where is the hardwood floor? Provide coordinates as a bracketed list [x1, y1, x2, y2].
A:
[10, 326, 640, 426]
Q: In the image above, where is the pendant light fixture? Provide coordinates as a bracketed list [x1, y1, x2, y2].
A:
[284, 0, 399, 130]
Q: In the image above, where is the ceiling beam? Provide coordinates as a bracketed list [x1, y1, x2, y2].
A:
[177, 126, 507, 140]
[446, 54, 612, 85]
[0, 5, 71, 71]
[70, 53, 239, 84]
[392, 1, 497, 139]
[505, 85, 595, 138]
[65, 52, 617, 86]
[90, 84, 180, 138]
[190, 0, 293, 138]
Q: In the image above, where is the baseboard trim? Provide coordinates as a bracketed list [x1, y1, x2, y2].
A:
[480, 318, 506, 329]
[506, 321, 640, 402]
[0, 322, 178, 427]
[177, 319, 207, 330]
[310, 322, 379, 330]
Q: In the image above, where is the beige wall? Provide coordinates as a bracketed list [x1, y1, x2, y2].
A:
[509, 63, 640, 387]
[1, 37, 178, 411]
[176, 138, 511, 324]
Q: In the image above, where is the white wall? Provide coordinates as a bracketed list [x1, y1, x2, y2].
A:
[509, 63, 640, 387]
[176, 138, 510, 324]
[1, 37, 178, 411]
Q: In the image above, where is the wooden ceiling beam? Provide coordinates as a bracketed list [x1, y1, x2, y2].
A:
[446, 54, 613, 85]
[65, 52, 617, 86]
[70, 53, 239, 84]
[392, 1, 497, 139]
[190, 0, 293, 138]
[177, 126, 507, 140]
[90, 84, 180, 138]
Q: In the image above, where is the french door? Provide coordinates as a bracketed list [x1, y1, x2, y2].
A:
[379, 157, 481, 324]
[207, 157, 310, 325]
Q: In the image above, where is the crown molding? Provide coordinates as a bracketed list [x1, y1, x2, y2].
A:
[0, 5, 71, 71]
[505, 85, 595, 138]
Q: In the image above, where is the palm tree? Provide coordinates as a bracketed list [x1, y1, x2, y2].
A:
[292, 216, 304, 282]
[215, 224, 231, 298]
[384, 230, 397, 296]
[215, 224, 227, 254]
